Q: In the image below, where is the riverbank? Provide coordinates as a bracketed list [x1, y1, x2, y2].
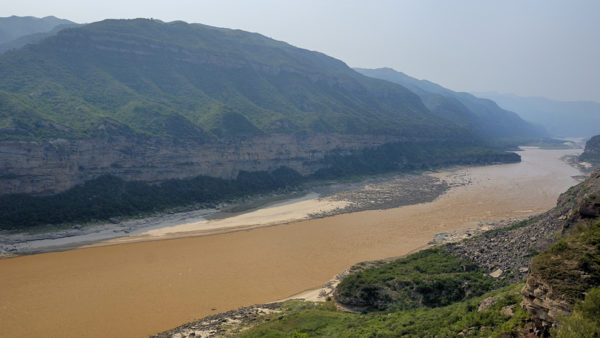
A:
[0, 147, 583, 337]
[0, 172, 450, 257]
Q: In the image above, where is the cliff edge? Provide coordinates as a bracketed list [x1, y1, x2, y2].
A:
[521, 169, 600, 335]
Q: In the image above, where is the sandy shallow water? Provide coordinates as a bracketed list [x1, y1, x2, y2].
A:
[0, 147, 582, 337]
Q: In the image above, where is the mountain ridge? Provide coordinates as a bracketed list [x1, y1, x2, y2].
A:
[0, 19, 466, 141]
[0, 15, 75, 45]
[474, 92, 600, 138]
[354, 67, 547, 141]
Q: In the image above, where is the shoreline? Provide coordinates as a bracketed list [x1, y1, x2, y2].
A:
[0, 171, 452, 258]
[3, 144, 586, 259]
[273, 214, 532, 305]
[151, 213, 536, 338]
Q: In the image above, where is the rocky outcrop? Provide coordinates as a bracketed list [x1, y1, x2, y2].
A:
[521, 274, 573, 335]
[519, 169, 600, 335]
[580, 135, 600, 165]
[152, 302, 283, 338]
[0, 133, 399, 195]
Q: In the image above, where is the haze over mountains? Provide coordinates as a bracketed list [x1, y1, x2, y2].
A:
[0, 15, 77, 53]
[355, 68, 547, 141]
[475, 92, 600, 138]
[0, 15, 74, 44]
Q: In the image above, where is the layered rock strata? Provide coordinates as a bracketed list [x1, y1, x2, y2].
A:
[0, 133, 398, 195]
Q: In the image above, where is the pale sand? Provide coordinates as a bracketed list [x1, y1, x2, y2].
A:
[139, 194, 350, 237]
[0, 147, 582, 338]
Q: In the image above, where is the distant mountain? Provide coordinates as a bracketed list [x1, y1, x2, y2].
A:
[0, 22, 79, 54]
[0, 15, 75, 45]
[355, 68, 547, 141]
[474, 92, 600, 138]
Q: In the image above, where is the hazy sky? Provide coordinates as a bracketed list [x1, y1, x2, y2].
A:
[3, 0, 600, 102]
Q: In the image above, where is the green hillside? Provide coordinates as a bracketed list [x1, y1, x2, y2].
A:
[0, 19, 471, 142]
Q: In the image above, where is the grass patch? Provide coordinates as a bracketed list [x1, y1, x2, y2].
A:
[334, 247, 503, 310]
[241, 284, 528, 337]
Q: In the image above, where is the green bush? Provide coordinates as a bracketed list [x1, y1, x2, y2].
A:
[335, 247, 501, 311]
[241, 284, 528, 337]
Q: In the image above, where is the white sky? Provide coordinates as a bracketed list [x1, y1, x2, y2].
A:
[2, 0, 599, 102]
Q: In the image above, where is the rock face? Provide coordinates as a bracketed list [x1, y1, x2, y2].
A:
[580, 134, 600, 165]
[519, 169, 600, 334]
[151, 302, 283, 338]
[521, 274, 572, 334]
[0, 133, 398, 195]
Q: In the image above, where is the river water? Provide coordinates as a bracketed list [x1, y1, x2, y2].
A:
[0, 147, 583, 337]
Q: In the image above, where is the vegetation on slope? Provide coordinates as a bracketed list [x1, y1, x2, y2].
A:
[0, 19, 472, 142]
[335, 247, 500, 311]
[553, 287, 600, 337]
[529, 219, 600, 304]
[239, 277, 526, 337]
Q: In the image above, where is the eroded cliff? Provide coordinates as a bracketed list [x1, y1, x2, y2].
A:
[0, 133, 399, 195]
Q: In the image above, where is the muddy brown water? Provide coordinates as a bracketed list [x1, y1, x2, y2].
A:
[0, 148, 582, 337]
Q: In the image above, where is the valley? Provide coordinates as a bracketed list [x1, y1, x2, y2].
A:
[0, 147, 582, 337]
[0, 11, 598, 338]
